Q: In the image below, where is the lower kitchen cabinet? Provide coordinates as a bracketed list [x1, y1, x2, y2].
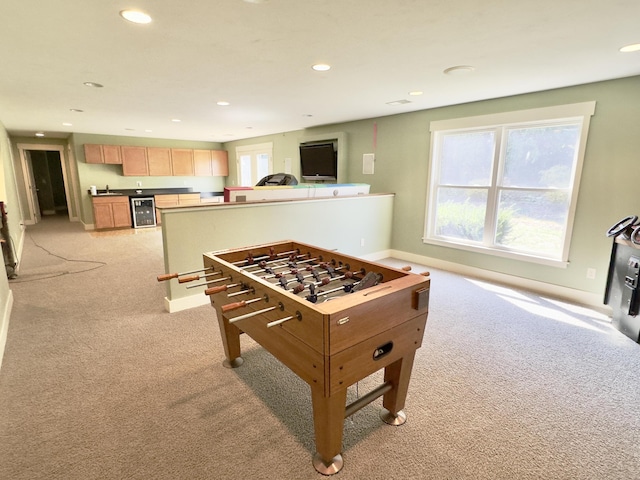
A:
[92, 196, 132, 230]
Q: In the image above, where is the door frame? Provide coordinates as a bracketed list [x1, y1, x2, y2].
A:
[235, 142, 273, 186]
[17, 143, 78, 224]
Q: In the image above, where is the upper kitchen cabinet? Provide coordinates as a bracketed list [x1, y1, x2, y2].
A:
[122, 146, 149, 176]
[171, 149, 194, 176]
[194, 149, 228, 176]
[84, 144, 122, 164]
[194, 149, 213, 176]
[84, 144, 103, 164]
[102, 145, 122, 164]
[211, 150, 229, 176]
[147, 147, 173, 176]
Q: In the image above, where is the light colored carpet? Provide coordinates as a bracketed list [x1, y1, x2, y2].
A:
[1, 215, 639, 480]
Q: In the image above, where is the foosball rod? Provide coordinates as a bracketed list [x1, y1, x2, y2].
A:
[233, 248, 302, 268]
[227, 304, 281, 324]
[242, 252, 309, 272]
[178, 270, 222, 284]
[203, 283, 241, 295]
[277, 264, 350, 286]
[221, 296, 265, 313]
[259, 258, 321, 279]
[157, 267, 213, 282]
[267, 310, 302, 328]
[185, 276, 232, 289]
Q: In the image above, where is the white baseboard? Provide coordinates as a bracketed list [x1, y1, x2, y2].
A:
[0, 289, 14, 371]
[389, 249, 610, 313]
[164, 293, 210, 313]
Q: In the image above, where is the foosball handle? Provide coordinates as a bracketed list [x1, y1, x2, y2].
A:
[205, 285, 228, 296]
[178, 274, 199, 283]
[402, 266, 412, 271]
[157, 273, 178, 282]
[222, 301, 246, 313]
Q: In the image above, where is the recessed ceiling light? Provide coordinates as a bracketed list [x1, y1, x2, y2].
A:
[35, 132, 45, 137]
[217, 101, 230, 106]
[145, 129, 153, 133]
[62, 122, 72, 127]
[443, 65, 475, 75]
[312, 63, 331, 72]
[83, 81, 103, 88]
[125, 128, 135, 131]
[243, 0, 268, 3]
[409, 91, 423, 96]
[171, 118, 181, 123]
[120, 10, 152, 24]
[620, 43, 640, 53]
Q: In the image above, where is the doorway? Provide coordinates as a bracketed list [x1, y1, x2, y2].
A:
[17, 144, 77, 225]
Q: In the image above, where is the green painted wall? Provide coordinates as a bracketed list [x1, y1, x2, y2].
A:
[0, 121, 25, 364]
[222, 76, 640, 297]
[71, 133, 226, 226]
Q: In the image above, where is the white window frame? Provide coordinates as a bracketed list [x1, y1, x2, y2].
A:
[424, 102, 596, 267]
[235, 142, 273, 186]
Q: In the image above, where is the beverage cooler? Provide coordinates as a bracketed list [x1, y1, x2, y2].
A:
[605, 215, 640, 342]
[131, 197, 156, 228]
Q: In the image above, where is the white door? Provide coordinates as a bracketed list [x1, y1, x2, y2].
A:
[25, 151, 41, 224]
[236, 143, 273, 186]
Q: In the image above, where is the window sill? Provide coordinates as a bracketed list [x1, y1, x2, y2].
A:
[422, 237, 569, 268]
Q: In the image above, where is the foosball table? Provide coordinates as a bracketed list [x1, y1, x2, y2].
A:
[163, 240, 431, 475]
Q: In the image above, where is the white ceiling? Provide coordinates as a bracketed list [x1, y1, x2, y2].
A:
[1, 0, 639, 143]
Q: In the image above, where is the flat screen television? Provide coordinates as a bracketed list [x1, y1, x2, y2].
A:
[299, 142, 337, 181]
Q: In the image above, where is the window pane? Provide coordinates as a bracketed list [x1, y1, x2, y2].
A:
[439, 131, 495, 186]
[240, 155, 252, 186]
[502, 124, 580, 188]
[434, 187, 488, 242]
[495, 189, 570, 257]
[256, 153, 270, 181]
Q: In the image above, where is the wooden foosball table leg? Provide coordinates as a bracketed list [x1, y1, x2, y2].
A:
[217, 314, 244, 368]
[310, 386, 349, 475]
[380, 352, 416, 425]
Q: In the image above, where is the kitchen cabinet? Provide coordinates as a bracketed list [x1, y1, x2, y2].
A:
[102, 145, 122, 164]
[178, 193, 201, 205]
[211, 149, 228, 176]
[84, 144, 122, 164]
[153, 194, 179, 225]
[194, 149, 213, 176]
[87, 144, 227, 177]
[171, 149, 194, 176]
[84, 144, 103, 164]
[147, 147, 173, 176]
[194, 149, 228, 176]
[92, 196, 131, 230]
[122, 146, 149, 176]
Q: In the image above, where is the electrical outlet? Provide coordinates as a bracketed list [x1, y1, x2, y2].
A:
[586, 268, 596, 280]
[360, 238, 365, 247]
[136, 181, 142, 187]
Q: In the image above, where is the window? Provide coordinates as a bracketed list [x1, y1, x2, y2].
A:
[235, 143, 273, 186]
[425, 102, 595, 266]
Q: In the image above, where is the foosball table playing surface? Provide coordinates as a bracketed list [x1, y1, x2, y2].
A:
[201, 240, 430, 475]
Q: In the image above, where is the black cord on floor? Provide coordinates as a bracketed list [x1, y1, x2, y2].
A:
[8, 234, 107, 283]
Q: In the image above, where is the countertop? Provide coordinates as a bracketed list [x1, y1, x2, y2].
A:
[89, 188, 224, 198]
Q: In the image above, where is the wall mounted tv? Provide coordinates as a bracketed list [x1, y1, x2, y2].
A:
[299, 142, 337, 181]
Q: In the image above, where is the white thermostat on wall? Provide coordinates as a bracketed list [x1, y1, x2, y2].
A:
[363, 153, 375, 174]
